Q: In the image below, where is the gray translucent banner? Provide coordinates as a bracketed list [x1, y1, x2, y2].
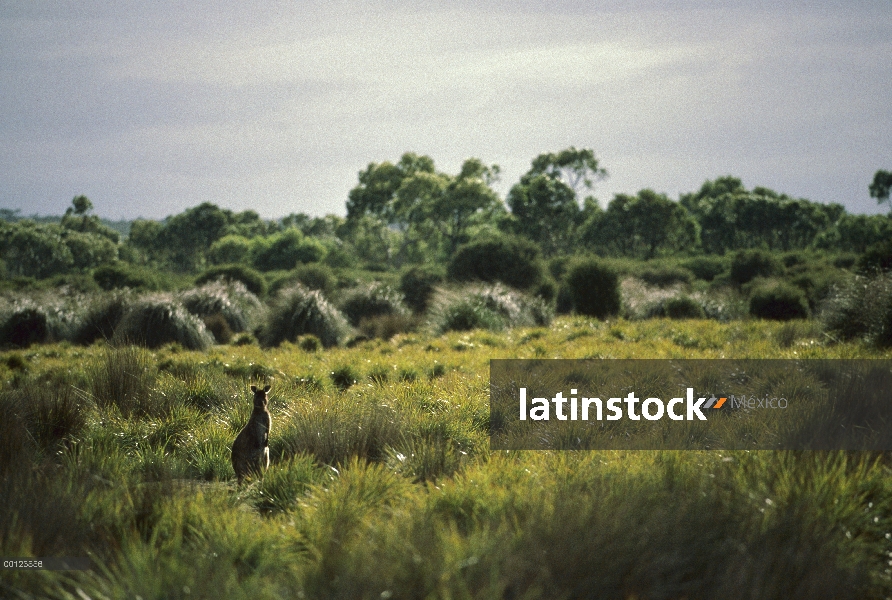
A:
[490, 359, 892, 450]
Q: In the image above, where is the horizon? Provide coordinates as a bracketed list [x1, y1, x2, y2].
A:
[2, 1, 890, 221]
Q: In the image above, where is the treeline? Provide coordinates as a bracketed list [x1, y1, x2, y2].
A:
[2, 149, 891, 283]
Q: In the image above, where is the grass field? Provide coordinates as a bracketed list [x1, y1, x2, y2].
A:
[3, 317, 892, 599]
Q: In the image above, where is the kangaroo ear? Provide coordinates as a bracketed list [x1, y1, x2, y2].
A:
[263, 385, 271, 393]
[251, 385, 257, 393]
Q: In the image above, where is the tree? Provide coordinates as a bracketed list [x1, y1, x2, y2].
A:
[3, 221, 74, 278]
[506, 174, 579, 256]
[506, 148, 607, 257]
[869, 170, 892, 209]
[251, 229, 325, 272]
[71, 195, 93, 216]
[158, 202, 230, 271]
[346, 152, 436, 225]
[61, 195, 120, 243]
[398, 159, 504, 255]
[527, 147, 607, 198]
[582, 190, 699, 259]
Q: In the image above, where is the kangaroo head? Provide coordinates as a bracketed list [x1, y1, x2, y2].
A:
[250, 384, 270, 409]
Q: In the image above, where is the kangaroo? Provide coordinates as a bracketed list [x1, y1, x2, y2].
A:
[232, 384, 271, 486]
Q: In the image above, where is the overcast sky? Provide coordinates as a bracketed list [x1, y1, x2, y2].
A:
[1, 1, 890, 221]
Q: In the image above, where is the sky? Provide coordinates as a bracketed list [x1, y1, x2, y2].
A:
[1, 1, 890, 221]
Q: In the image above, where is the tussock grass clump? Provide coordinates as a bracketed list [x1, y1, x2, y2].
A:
[429, 284, 553, 334]
[0, 306, 50, 348]
[113, 295, 214, 350]
[72, 291, 132, 345]
[88, 345, 160, 417]
[260, 284, 351, 348]
[195, 263, 267, 297]
[269, 263, 337, 297]
[400, 265, 445, 314]
[823, 272, 892, 346]
[272, 397, 403, 465]
[179, 281, 263, 342]
[338, 282, 409, 327]
[0, 293, 83, 347]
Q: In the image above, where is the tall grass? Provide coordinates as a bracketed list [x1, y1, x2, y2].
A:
[1, 317, 890, 599]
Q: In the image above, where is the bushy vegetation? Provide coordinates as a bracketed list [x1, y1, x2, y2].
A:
[447, 236, 546, 291]
[730, 249, 783, 285]
[113, 295, 214, 350]
[195, 264, 267, 297]
[400, 265, 444, 314]
[635, 263, 694, 288]
[259, 284, 351, 348]
[180, 281, 263, 338]
[338, 282, 409, 327]
[857, 239, 892, 275]
[563, 256, 622, 318]
[823, 272, 892, 347]
[682, 255, 727, 281]
[429, 284, 553, 333]
[6, 154, 892, 596]
[748, 280, 810, 321]
[93, 262, 162, 291]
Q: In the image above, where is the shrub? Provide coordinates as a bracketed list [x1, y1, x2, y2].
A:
[268, 263, 337, 297]
[92, 263, 160, 291]
[748, 281, 809, 321]
[636, 265, 693, 288]
[660, 296, 706, 319]
[400, 266, 444, 314]
[72, 292, 132, 345]
[729, 250, 782, 285]
[179, 280, 262, 334]
[339, 282, 409, 327]
[195, 264, 267, 297]
[832, 253, 858, 270]
[207, 234, 252, 265]
[112, 295, 214, 350]
[787, 264, 848, 311]
[260, 284, 351, 348]
[681, 256, 727, 282]
[447, 236, 545, 291]
[857, 240, 892, 275]
[0, 307, 49, 348]
[822, 273, 892, 346]
[293, 263, 336, 296]
[564, 257, 621, 319]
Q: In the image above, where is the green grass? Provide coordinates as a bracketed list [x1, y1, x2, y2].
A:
[2, 317, 892, 599]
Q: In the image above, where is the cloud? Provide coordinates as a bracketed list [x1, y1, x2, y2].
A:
[0, 2, 890, 218]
